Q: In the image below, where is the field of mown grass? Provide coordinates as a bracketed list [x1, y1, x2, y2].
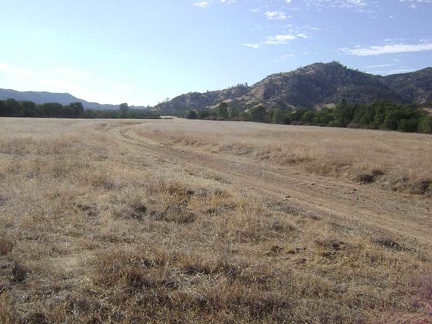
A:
[0, 118, 431, 323]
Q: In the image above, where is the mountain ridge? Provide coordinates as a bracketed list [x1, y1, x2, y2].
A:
[154, 62, 432, 114]
[0, 88, 147, 110]
[2, 62, 431, 113]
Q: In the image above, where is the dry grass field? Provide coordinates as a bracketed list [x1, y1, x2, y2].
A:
[0, 117, 431, 323]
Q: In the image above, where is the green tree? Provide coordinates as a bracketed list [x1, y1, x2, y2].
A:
[272, 109, 285, 124]
[119, 103, 129, 117]
[418, 116, 432, 134]
[217, 102, 229, 120]
[41, 102, 63, 117]
[313, 107, 334, 125]
[398, 118, 418, 133]
[332, 98, 355, 127]
[240, 111, 251, 121]
[250, 104, 266, 123]
[20, 101, 37, 117]
[4, 98, 20, 116]
[228, 106, 240, 120]
[0, 100, 5, 117]
[198, 109, 211, 119]
[186, 110, 198, 119]
[69, 102, 84, 118]
[300, 111, 315, 124]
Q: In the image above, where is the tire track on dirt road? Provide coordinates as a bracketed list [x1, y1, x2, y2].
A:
[102, 122, 432, 251]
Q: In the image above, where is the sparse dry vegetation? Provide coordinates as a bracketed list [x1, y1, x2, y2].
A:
[139, 120, 432, 195]
[0, 118, 431, 323]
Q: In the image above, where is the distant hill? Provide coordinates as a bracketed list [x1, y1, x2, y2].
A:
[0, 89, 147, 110]
[154, 62, 432, 114]
[380, 67, 432, 104]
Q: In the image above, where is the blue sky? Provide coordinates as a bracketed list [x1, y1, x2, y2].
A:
[0, 0, 431, 106]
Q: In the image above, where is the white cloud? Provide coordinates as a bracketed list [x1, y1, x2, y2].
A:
[365, 64, 393, 68]
[305, 0, 369, 11]
[194, 0, 236, 8]
[398, 0, 432, 8]
[343, 42, 432, 56]
[399, 0, 432, 7]
[194, 1, 211, 8]
[265, 34, 299, 44]
[265, 11, 287, 20]
[243, 43, 260, 49]
[244, 33, 308, 48]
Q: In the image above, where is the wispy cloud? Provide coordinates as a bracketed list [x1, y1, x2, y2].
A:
[399, 0, 432, 9]
[305, 0, 370, 11]
[265, 11, 287, 20]
[273, 53, 295, 63]
[244, 33, 308, 48]
[343, 42, 432, 55]
[194, 0, 236, 8]
[194, 1, 211, 8]
[243, 43, 260, 49]
[365, 64, 393, 68]
[265, 34, 297, 44]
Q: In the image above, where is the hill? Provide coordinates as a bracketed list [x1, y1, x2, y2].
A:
[154, 62, 432, 114]
[0, 89, 146, 110]
[380, 67, 432, 104]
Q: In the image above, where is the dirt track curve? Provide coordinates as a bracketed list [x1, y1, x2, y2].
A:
[99, 121, 432, 252]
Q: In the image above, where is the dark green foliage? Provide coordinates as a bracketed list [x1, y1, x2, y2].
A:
[41, 103, 64, 117]
[186, 110, 198, 119]
[240, 111, 251, 121]
[228, 106, 240, 120]
[197, 109, 212, 119]
[189, 98, 430, 135]
[20, 101, 38, 117]
[0, 100, 4, 116]
[4, 98, 20, 116]
[418, 116, 432, 133]
[0, 99, 160, 119]
[216, 102, 229, 120]
[119, 103, 130, 117]
[272, 109, 285, 124]
[250, 105, 267, 123]
[331, 98, 355, 127]
[83, 109, 160, 119]
[313, 108, 335, 125]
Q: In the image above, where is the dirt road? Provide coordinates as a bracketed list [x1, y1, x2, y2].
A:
[101, 121, 432, 252]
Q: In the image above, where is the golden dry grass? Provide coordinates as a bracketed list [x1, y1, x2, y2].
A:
[0, 118, 431, 323]
[139, 119, 432, 194]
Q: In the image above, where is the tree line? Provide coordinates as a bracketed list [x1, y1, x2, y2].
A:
[0, 99, 160, 119]
[186, 100, 432, 134]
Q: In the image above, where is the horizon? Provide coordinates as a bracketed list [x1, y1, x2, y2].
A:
[1, 61, 430, 107]
[1, 1, 431, 106]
